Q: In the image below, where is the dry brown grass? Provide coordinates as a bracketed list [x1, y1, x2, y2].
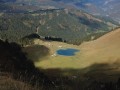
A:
[0, 72, 37, 90]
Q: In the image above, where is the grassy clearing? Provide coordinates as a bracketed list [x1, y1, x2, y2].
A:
[34, 28, 120, 69]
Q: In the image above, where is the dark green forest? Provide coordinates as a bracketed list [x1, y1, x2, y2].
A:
[0, 9, 117, 45]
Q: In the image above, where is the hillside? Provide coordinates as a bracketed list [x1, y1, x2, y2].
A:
[34, 28, 120, 69]
[0, 29, 119, 90]
[0, 8, 117, 45]
[0, 0, 118, 45]
[1, 28, 120, 90]
[72, 0, 120, 23]
[1, 0, 120, 23]
[0, 40, 55, 90]
[33, 28, 120, 90]
[79, 28, 120, 67]
[0, 1, 120, 90]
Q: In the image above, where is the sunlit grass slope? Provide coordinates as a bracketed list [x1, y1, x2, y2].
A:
[34, 28, 120, 69]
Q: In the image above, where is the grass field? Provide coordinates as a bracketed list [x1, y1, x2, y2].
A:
[34, 28, 120, 70]
[21, 28, 120, 89]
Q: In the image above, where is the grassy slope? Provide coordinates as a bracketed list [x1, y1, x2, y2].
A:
[34, 28, 120, 69]
[0, 74, 36, 90]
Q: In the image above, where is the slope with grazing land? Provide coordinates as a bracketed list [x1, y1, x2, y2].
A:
[29, 28, 120, 90]
[0, 30, 120, 89]
[34, 28, 120, 69]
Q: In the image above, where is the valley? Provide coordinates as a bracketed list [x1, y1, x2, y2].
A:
[0, 0, 120, 90]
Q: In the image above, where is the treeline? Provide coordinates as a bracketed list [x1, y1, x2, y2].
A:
[44, 36, 66, 42]
[30, 8, 63, 14]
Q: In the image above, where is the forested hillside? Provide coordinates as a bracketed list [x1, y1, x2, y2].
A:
[0, 9, 117, 45]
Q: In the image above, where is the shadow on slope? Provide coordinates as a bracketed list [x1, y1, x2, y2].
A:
[23, 45, 50, 62]
[40, 62, 120, 90]
[0, 40, 55, 89]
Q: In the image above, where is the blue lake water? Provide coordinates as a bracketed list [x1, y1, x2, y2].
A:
[57, 48, 80, 56]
